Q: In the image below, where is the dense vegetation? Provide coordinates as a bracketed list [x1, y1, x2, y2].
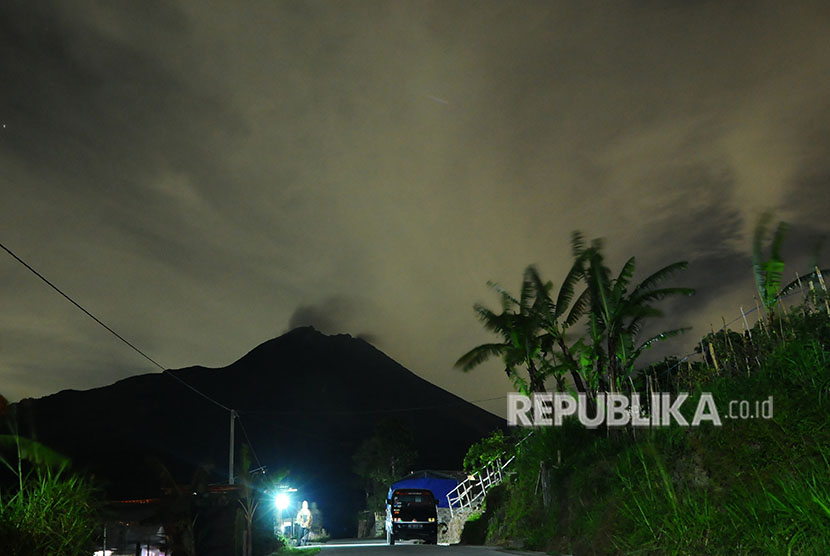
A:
[352, 418, 418, 513]
[0, 397, 291, 556]
[459, 217, 830, 555]
[0, 401, 98, 556]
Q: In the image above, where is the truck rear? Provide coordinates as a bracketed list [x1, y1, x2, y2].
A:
[385, 488, 438, 545]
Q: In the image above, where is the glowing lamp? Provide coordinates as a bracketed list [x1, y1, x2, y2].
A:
[275, 492, 290, 510]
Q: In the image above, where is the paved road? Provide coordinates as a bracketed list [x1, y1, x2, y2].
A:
[313, 539, 549, 556]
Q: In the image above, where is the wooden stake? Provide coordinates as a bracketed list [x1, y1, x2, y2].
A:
[754, 297, 764, 331]
[723, 316, 737, 374]
[708, 342, 720, 374]
[816, 267, 830, 316]
[810, 281, 818, 312]
[740, 306, 752, 339]
[700, 341, 709, 370]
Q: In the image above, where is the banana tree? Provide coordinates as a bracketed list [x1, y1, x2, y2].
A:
[581, 241, 694, 393]
[455, 276, 549, 394]
[522, 261, 591, 396]
[753, 212, 789, 319]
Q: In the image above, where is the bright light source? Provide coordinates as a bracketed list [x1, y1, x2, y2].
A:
[275, 492, 290, 510]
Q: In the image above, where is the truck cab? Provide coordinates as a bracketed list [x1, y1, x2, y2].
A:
[385, 488, 438, 545]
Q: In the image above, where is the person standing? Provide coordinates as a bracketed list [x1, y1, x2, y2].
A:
[296, 500, 313, 546]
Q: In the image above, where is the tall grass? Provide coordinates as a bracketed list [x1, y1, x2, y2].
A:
[613, 443, 830, 555]
[615, 444, 716, 555]
[722, 450, 830, 555]
[0, 425, 99, 556]
[0, 465, 98, 556]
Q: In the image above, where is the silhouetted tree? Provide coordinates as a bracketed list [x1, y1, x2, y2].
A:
[352, 419, 417, 512]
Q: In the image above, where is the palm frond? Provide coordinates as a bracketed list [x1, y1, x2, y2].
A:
[0, 435, 70, 469]
[630, 286, 696, 305]
[763, 259, 785, 306]
[570, 230, 586, 257]
[474, 305, 512, 336]
[623, 305, 664, 321]
[554, 260, 584, 320]
[486, 280, 519, 311]
[454, 343, 507, 372]
[538, 332, 557, 354]
[565, 288, 590, 327]
[627, 315, 647, 338]
[630, 261, 689, 297]
[632, 327, 691, 359]
[612, 256, 637, 303]
[586, 249, 614, 329]
[524, 265, 554, 316]
[753, 212, 772, 296]
[779, 268, 830, 297]
[519, 270, 536, 312]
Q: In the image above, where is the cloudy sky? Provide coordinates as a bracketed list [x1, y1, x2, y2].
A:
[2, 1, 829, 415]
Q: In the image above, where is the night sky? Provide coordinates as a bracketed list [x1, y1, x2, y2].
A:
[2, 1, 829, 414]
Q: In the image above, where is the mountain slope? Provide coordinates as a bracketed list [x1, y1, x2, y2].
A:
[14, 327, 504, 535]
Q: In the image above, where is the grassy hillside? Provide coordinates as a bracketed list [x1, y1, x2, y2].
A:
[469, 308, 830, 555]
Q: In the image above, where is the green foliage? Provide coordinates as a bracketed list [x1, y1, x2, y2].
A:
[455, 270, 552, 394]
[456, 232, 693, 399]
[0, 435, 68, 472]
[352, 418, 417, 512]
[0, 395, 99, 556]
[0, 430, 98, 556]
[463, 429, 510, 474]
[268, 544, 321, 556]
[753, 211, 789, 316]
[577, 241, 694, 393]
[614, 444, 717, 554]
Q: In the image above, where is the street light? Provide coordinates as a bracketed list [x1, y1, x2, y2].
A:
[275, 492, 290, 511]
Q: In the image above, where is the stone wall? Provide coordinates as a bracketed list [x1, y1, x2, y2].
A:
[374, 511, 385, 538]
[440, 506, 477, 545]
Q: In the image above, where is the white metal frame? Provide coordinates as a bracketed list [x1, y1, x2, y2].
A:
[446, 455, 515, 516]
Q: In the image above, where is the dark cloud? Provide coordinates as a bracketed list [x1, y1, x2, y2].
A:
[288, 297, 358, 335]
[0, 1, 240, 190]
[287, 296, 381, 346]
[1, 1, 829, 413]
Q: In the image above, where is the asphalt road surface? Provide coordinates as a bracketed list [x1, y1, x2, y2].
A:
[315, 539, 549, 556]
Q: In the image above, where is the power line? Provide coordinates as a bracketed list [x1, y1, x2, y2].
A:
[235, 413, 263, 471]
[163, 369, 231, 412]
[239, 395, 507, 417]
[0, 240, 230, 413]
[1, 241, 166, 371]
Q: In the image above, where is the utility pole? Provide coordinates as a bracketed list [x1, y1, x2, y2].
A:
[229, 409, 236, 485]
